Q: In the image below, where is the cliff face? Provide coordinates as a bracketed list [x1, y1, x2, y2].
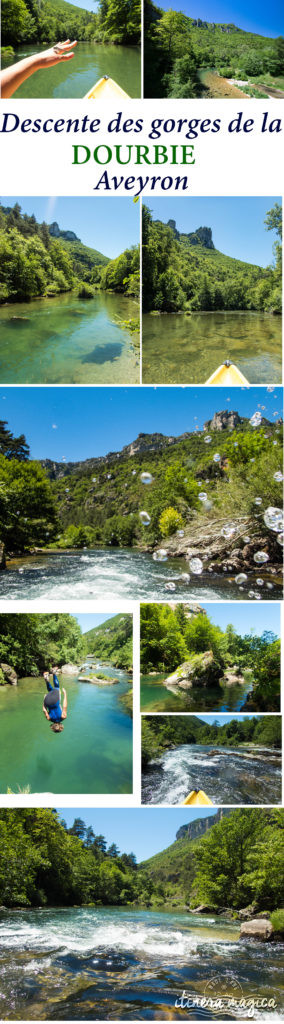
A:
[49, 221, 80, 243]
[204, 410, 243, 432]
[166, 221, 215, 250]
[176, 808, 231, 842]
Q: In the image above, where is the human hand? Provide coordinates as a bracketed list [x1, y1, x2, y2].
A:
[37, 40, 77, 69]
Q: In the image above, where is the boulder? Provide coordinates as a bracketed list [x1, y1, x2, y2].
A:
[0, 663, 17, 686]
[0, 543, 6, 570]
[239, 919, 273, 942]
[238, 904, 257, 920]
[164, 650, 221, 691]
[190, 904, 215, 914]
[60, 663, 79, 675]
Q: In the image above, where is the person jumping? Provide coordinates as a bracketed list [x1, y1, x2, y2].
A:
[43, 667, 67, 733]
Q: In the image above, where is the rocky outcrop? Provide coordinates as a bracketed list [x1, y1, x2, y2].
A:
[49, 221, 80, 243]
[60, 663, 79, 675]
[0, 663, 17, 686]
[164, 650, 222, 691]
[78, 675, 119, 686]
[204, 410, 242, 432]
[239, 919, 273, 942]
[190, 904, 215, 914]
[221, 666, 245, 686]
[176, 808, 231, 842]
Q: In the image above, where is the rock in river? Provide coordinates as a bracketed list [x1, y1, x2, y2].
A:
[240, 919, 273, 942]
[164, 650, 222, 690]
[0, 663, 17, 686]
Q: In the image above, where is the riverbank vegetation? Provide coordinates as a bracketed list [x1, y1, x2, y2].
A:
[140, 604, 281, 712]
[0, 613, 87, 679]
[85, 614, 133, 671]
[0, 203, 139, 305]
[142, 202, 282, 314]
[1, 0, 140, 63]
[141, 713, 281, 768]
[0, 808, 283, 917]
[144, 0, 284, 99]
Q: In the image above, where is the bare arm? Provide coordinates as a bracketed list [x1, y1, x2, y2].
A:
[1, 40, 77, 99]
[61, 687, 68, 720]
[42, 703, 50, 721]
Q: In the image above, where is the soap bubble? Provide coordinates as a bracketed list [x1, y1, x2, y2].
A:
[198, 492, 207, 502]
[254, 497, 262, 505]
[65, 488, 69, 493]
[180, 572, 190, 581]
[254, 593, 262, 600]
[221, 523, 236, 539]
[139, 511, 151, 526]
[153, 549, 168, 562]
[253, 551, 269, 565]
[165, 582, 176, 591]
[263, 507, 283, 532]
[235, 573, 248, 584]
[176, 530, 184, 537]
[107, 474, 112, 480]
[233, 442, 238, 448]
[273, 471, 283, 483]
[213, 453, 220, 463]
[266, 582, 274, 589]
[256, 578, 264, 586]
[273, 441, 278, 446]
[189, 557, 203, 574]
[183, 477, 188, 483]
[250, 458, 255, 463]
[250, 411, 262, 427]
[92, 477, 96, 483]
[204, 500, 212, 510]
[267, 386, 274, 392]
[204, 435, 212, 444]
[248, 590, 256, 598]
[243, 536, 250, 544]
[141, 472, 153, 485]
[277, 533, 284, 546]
[132, 470, 136, 475]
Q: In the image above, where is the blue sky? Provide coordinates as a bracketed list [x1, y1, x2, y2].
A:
[145, 198, 281, 269]
[201, 602, 280, 637]
[156, 0, 283, 37]
[2, 198, 139, 260]
[74, 613, 116, 631]
[58, 807, 217, 860]
[4, 387, 282, 462]
[198, 713, 260, 724]
[70, 0, 98, 10]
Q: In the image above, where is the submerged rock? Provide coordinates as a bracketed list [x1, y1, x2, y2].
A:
[164, 650, 222, 691]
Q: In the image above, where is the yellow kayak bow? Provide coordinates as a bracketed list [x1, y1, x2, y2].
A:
[183, 789, 213, 806]
[84, 75, 129, 100]
[205, 360, 249, 386]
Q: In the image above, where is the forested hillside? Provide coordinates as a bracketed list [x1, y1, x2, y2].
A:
[141, 808, 284, 913]
[142, 203, 282, 313]
[2, 0, 140, 54]
[0, 410, 282, 589]
[140, 604, 281, 711]
[0, 613, 86, 679]
[0, 808, 283, 915]
[141, 714, 282, 767]
[0, 204, 139, 303]
[144, 0, 284, 98]
[85, 613, 133, 670]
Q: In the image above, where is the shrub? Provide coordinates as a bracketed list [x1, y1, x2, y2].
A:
[159, 507, 183, 536]
[270, 909, 284, 933]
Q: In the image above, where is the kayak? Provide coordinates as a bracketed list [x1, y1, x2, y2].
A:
[84, 75, 129, 100]
[205, 360, 249, 386]
[183, 789, 213, 806]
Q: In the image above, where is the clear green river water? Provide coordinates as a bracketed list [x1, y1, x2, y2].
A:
[142, 311, 282, 384]
[0, 663, 132, 794]
[0, 905, 283, 1019]
[140, 671, 256, 713]
[0, 292, 139, 384]
[11, 42, 141, 98]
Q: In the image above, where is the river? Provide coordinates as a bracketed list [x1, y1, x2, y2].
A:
[142, 743, 282, 806]
[0, 663, 132, 794]
[0, 293, 139, 384]
[1, 549, 282, 601]
[142, 311, 282, 385]
[11, 42, 141, 98]
[0, 906, 283, 1019]
[140, 670, 256, 713]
